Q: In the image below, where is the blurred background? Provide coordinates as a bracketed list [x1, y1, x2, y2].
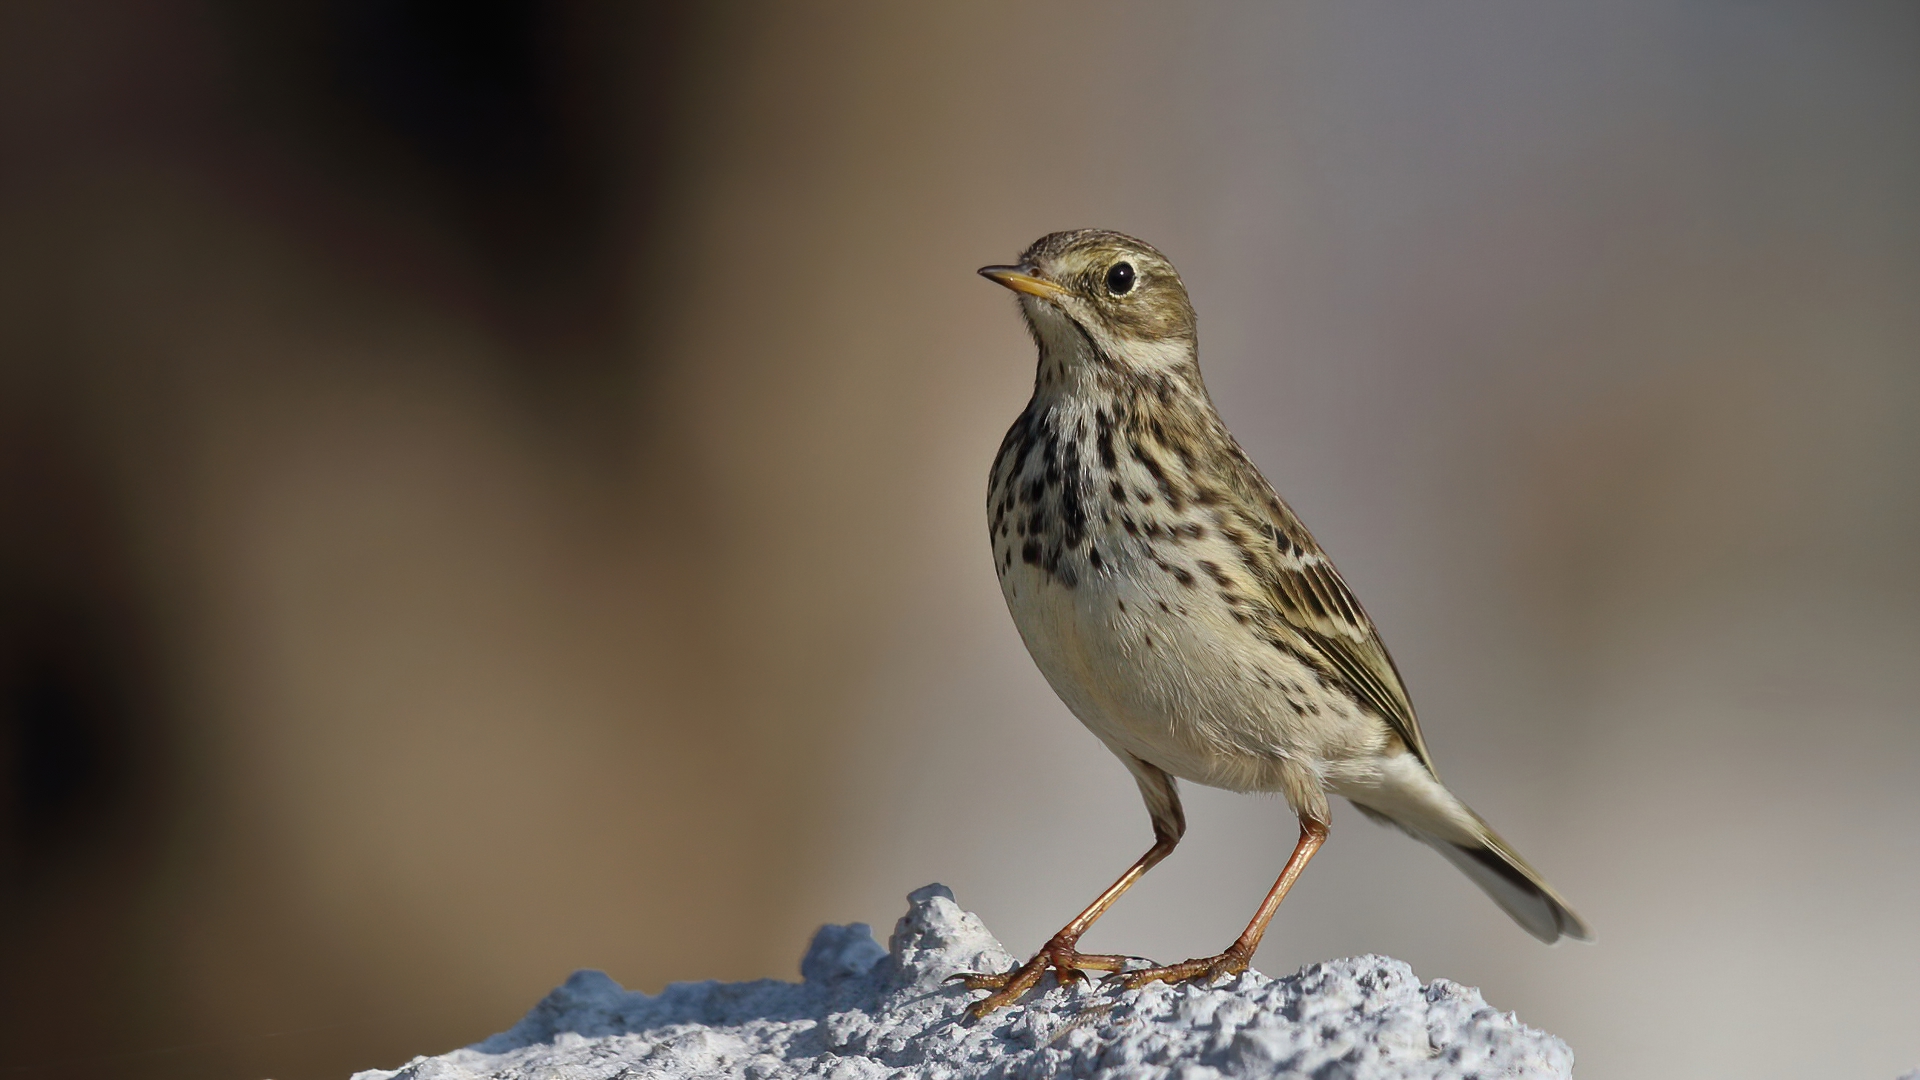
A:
[2, 2, 1916, 1078]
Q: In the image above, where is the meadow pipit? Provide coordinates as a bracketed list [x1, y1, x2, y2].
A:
[962, 229, 1590, 1017]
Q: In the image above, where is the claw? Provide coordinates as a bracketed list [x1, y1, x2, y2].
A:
[948, 969, 1017, 991]
[1112, 950, 1251, 990]
[956, 939, 1129, 1017]
[964, 955, 1047, 1018]
[1096, 956, 1158, 985]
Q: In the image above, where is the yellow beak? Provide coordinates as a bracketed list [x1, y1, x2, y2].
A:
[978, 265, 1070, 301]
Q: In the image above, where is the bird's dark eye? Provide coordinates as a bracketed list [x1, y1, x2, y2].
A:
[1105, 261, 1136, 295]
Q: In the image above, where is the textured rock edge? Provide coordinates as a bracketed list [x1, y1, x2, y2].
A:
[350, 884, 1576, 1080]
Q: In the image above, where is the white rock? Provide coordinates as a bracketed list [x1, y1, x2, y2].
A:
[350, 883, 1574, 1080]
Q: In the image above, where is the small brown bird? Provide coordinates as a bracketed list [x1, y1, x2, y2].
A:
[963, 229, 1590, 1017]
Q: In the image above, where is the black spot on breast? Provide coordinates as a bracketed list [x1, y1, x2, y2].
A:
[1002, 408, 1111, 591]
[1109, 481, 1127, 502]
[1121, 516, 1138, 536]
[990, 411, 1035, 490]
[1143, 633, 1154, 650]
[1199, 560, 1230, 587]
[1058, 451, 1087, 545]
[1172, 567, 1195, 587]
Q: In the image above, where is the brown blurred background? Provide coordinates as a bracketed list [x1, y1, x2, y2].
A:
[2, 3, 1916, 1078]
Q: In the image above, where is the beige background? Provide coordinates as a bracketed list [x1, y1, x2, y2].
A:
[2, 3, 1916, 1079]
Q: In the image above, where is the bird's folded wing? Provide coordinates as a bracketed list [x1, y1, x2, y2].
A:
[1246, 499, 1434, 771]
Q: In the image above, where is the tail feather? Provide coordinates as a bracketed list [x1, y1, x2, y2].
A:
[1347, 770, 1593, 944]
[1428, 828, 1593, 944]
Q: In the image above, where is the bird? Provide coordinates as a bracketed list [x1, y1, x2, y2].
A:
[961, 229, 1590, 1018]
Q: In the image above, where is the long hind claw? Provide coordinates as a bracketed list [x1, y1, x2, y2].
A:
[953, 940, 1136, 1017]
[1110, 948, 1251, 990]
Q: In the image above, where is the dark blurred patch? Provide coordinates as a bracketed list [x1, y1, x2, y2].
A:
[5, 604, 137, 865]
[1, 6, 725, 1075]
[214, 0, 702, 399]
[0, 399, 159, 877]
[0, 395, 174, 1077]
[329, 0, 567, 188]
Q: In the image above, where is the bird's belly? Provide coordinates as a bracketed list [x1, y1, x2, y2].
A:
[998, 535, 1373, 793]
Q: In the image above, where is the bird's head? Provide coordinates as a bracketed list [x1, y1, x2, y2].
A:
[980, 230, 1197, 381]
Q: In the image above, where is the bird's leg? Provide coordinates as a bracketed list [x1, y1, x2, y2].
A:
[956, 830, 1177, 1017]
[1116, 816, 1328, 989]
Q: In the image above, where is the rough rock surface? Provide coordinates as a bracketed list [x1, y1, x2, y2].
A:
[351, 884, 1573, 1080]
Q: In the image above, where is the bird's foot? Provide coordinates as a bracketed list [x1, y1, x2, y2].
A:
[952, 936, 1135, 1017]
[1108, 948, 1251, 990]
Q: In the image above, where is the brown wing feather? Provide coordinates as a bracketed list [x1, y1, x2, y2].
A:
[1230, 465, 1434, 771]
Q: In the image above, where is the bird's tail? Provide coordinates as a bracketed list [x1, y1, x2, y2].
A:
[1347, 761, 1592, 944]
[1423, 821, 1592, 944]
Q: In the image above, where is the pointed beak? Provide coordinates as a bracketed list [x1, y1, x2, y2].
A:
[978, 264, 1070, 301]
